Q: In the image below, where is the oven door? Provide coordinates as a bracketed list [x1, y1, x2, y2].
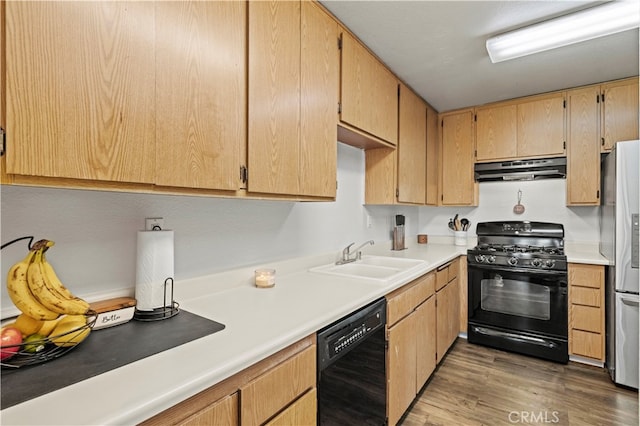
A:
[468, 262, 567, 339]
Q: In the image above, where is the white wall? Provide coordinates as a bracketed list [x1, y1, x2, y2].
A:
[0, 145, 599, 313]
[0, 144, 399, 311]
[418, 179, 600, 242]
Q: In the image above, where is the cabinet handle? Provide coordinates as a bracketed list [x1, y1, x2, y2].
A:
[0, 127, 5, 157]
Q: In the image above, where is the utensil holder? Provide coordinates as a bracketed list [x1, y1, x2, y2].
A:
[454, 231, 468, 246]
[392, 226, 405, 250]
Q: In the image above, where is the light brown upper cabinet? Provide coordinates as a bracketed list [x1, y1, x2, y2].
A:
[155, 1, 246, 191]
[440, 109, 477, 206]
[475, 92, 565, 162]
[339, 30, 398, 148]
[601, 77, 639, 152]
[475, 104, 517, 161]
[397, 83, 426, 204]
[6, 1, 156, 184]
[0, 0, 8, 185]
[517, 93, 566, 158]
[425, 105, 439, 206]
[566, 85, 601, 206]
[248, 0, 338, 198]
[364, 89, 437, 206]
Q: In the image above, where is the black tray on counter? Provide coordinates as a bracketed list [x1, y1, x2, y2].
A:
[1, 310, 225, 409]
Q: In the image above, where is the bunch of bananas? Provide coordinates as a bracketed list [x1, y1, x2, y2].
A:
[6, 239, 90, 323]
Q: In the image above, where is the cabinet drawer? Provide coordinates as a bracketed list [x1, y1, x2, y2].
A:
[571, 305, 602, 333]
[265, 388, 316, 426]
[436, 265, 449, 291]
[387, 273, 435, 326]
[436, 259, 459, 291]
[414, 272, 436, 305]
[179, 393, 238, 426]
[448, 258, 459, 282]
[571, 286, 601, 307]
[240, 346, 315, 426]
[571, 329, 603, 360]
[569, 264, 604, 289]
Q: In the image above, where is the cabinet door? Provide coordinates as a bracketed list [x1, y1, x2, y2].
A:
[602, 78, 639, 151]
[155, 1, 245, 191]
[475, 104, 517, 161]
[299, 1, 338, 198]
[340, 31, 398, 145]
[415, 295, 436, 392]
[397, 83, 426, 204]
[436, 278, 459, 363]
[441, 110, 475, 206]
[517, 94, 565, 158]
[179, 392, 238, 426]
[387, 312, 417, 426]
[6, 1, 155, 183]
[248, 1, 301, 195]
[425, 105, 439, 205]
[566, 86, 600, 205]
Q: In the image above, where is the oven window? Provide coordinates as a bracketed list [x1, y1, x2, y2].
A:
[481, 274, 550, 320]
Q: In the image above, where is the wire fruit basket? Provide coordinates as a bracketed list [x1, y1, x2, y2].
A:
[1, 312, 97, 369]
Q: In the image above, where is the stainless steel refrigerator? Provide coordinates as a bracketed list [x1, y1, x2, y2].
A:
[600, 139, 639, 389]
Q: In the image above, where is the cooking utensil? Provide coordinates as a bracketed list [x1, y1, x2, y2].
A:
[461, 218, 470, 231]
[513, 190, 525, 215]
[448, 219, 455, 230]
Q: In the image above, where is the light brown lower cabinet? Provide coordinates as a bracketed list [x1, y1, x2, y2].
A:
[436, 276, 459, 363]
[265, 389, 317, 426]
[569, 263, 605, 362]
[386, 271, 437, 426]
[139, 336, 316, 426]
[180, 392, 239, 426]
[240, 345, 315, 426]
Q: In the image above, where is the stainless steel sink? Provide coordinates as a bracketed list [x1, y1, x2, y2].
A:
[309, 255, 427, 283]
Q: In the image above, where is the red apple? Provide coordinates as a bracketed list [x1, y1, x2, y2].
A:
[1, 326, 23, 361]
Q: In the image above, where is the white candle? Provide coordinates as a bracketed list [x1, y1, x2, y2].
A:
[255, 269, 275, 288]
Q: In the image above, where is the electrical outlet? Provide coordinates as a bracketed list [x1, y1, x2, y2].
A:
[366, 215, 373, 228]
[145, 217, 164, 231]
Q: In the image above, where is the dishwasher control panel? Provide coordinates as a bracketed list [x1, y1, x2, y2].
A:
[316, 298, 386, 371]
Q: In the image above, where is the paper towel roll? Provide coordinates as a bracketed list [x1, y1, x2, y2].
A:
[135, 230, 174, 311]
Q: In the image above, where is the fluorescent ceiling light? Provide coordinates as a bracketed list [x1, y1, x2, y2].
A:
[486, 1, 640, 63]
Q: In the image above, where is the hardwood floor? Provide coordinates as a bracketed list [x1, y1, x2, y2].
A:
[401, 339, 638, 426]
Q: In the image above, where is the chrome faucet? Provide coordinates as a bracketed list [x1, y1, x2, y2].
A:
[336, 240, 374, 265]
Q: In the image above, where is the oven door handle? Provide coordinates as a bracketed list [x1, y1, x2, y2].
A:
[468, 262, 567, 278]
[472, 326, 559, 349]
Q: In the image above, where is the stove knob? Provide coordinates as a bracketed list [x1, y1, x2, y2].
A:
[475, 255, 486, 263]
[508, 257, 518, 266]
[531, 258, 542, 267]
[545, 260, 555, 268]
[487, 255, 496, 264]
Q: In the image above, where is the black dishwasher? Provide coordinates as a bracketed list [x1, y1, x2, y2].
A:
[317, 297, 387, 425]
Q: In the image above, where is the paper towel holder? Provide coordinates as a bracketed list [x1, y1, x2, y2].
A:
[133, 277, 180, 321]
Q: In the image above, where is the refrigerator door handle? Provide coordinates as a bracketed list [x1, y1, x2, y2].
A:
[620, 296, 640, 307]
[632, 213, 639, 269]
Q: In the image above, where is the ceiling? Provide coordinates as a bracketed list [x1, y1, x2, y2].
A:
[319, 1, 640, 112]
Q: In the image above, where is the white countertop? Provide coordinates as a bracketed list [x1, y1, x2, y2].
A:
[0, 240, 606, 425]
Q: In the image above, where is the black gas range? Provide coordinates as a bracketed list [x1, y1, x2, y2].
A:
[468, 221, 567, 271]
[467, 221, 569, 363]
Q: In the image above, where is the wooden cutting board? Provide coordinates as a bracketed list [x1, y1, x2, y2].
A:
[89, 297, 136, 314]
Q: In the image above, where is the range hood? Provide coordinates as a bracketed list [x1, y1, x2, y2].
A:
[474, 157, 566, 182]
